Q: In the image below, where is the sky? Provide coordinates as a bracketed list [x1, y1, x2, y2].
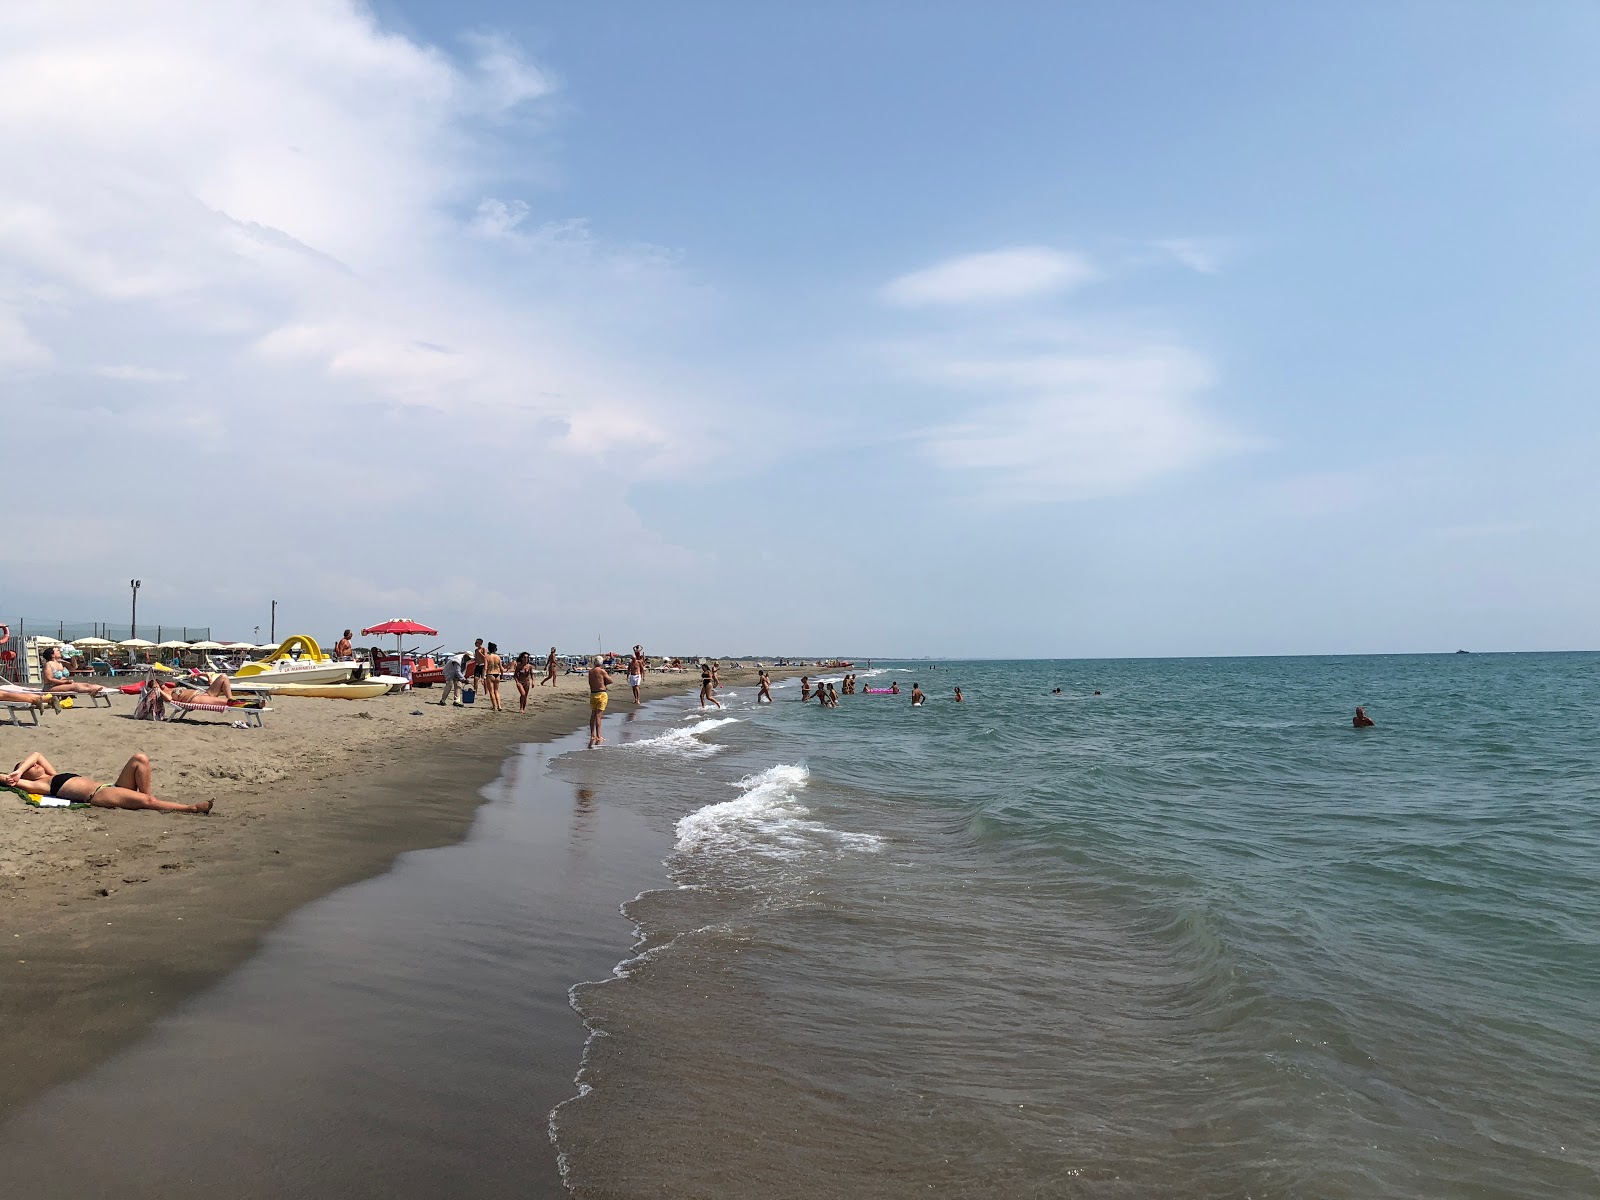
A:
[3, 1, 1598, 657]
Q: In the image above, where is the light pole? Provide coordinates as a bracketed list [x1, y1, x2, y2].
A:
[129, 579, 141, 640]
[270, 600, 277, 644]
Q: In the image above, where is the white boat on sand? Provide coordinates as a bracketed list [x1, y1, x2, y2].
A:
[231, 635, 362, 687]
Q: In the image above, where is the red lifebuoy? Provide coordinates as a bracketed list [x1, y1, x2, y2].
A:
[0, 623, 9, 645]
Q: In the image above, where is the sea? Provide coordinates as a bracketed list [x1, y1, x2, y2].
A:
[2, 655, 1595, 1199]
[551, 655, 1600, 1198]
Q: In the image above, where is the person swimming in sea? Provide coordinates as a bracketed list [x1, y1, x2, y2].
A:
[910, 683, 925, 706]
[889, 681, 901, 695]
[953, 687, 963, 703]
[1353, 705, 1375, 728]
[1051, 687, 1063, 695]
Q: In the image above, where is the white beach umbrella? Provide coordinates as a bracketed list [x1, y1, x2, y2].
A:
[118, 638, 157, 649]
[188, 640, 224, 651]
[255, 643, 281, 652]
[31, 635, 62, 647]
[72, 637, 114, 648]
[222, 641, 255, 650]
[156, 639, 191, 649]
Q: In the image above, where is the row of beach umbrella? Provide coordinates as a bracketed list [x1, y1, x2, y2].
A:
[31, 636, 280, 652]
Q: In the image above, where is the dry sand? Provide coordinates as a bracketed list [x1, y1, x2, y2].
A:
[0, 666, 785, 1117]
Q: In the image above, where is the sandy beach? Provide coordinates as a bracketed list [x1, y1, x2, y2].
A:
[0, 665, 785, 1119]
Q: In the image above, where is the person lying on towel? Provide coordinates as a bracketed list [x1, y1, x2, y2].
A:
[4, 752, 213, 813]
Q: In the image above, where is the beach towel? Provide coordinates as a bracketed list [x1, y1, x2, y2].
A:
[134, 682, 168, 722]
[3, 783, 85, 808]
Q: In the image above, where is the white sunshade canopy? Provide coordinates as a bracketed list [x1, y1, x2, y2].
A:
[156, 639, 191, 649]
[222, 641, 255, 650]
[72, 637, 114, 647]
[188, 640, 225, 651]
[118, 638, 157, 649]
[31, 635, 63, 646]
[255, 643, 281, 651]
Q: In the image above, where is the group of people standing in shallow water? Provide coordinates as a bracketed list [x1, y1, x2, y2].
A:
[798, 675, 962, 707]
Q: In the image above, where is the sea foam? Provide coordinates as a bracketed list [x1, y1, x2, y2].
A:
[674, 764, 883, 864]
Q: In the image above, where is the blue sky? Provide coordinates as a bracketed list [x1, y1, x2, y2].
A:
[3, 3, 1597, 656]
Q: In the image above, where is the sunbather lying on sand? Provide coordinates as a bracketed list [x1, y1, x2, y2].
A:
[4, 752, 213, 813]
[0, 688, 62, 711]
[159, 675, 235, 703]
[38, 647, 111, 697]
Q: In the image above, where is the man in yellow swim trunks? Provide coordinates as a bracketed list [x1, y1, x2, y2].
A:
[587, 659, 614, 748]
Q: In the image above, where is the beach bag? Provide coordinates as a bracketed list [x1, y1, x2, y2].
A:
[462, 686, 476, 705]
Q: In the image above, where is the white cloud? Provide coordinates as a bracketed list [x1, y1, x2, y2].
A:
[906, 333, 1251, 503]
[1153, 237, 1229, 274]
[0, 1, 741, 635]
[882, 247, 1096, 307]
[89, 365, 188, 382]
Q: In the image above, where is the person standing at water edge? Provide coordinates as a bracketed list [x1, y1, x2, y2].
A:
[1353, 705, 1376, 728]
[700, 662, 723, 710]
[800, 676, 811, 701]
[587, 659, 613, 747]
[757, 669, 772, 704]
[628, 645, 646, 703]
[438, 653, 465, 706]
[483, 643, 503, 712]
[512, 652, 534, 712]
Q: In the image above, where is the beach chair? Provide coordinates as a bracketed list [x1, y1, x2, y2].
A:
[168, 698, 266, 728]
[2, 701, 45, 726]
[8, 686, 111, 709]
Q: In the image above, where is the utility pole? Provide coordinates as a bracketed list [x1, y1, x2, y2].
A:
[270, 601, 277, 643]
[129, 579, 141, 640]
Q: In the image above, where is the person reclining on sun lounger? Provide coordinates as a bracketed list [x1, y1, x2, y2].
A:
[38, 647, 111, 697]
[0, 688, 63, 711]
[158, 675, 236, 704]
[4, 751, 212, 813]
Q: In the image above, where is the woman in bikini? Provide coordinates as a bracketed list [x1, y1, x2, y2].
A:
[542, 647, 559, 687]
[38, 647, 111, 697]
[159, 675, 236, 704]
[512, 651, 534, 712]
[484, 642, 504, 712]
[4, 751, 212, 813]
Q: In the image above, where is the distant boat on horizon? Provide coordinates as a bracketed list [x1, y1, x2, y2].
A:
[1455, 649, 1471, 654]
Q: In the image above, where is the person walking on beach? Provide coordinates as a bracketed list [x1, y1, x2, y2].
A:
[483, 642, 504, 712]
[757, 669, 772, 704]
[472, 639, 487, 687]
[700, 662, 723, 710]
[513, 652, 534, 712]
[438, 652, 465, 706]
[587, 659, 613, 747]
[542, 646, 559, 687]
[628, 645, 646, 703]
[709, 660, 721, 694]
[5, 751, 212, 814]
[334, 630, 353, 660]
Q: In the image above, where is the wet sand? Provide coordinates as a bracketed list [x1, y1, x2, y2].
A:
[0, 666, 782, 1119]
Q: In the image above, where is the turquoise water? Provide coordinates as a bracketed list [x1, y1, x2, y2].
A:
[556, 654, 1600, 1198]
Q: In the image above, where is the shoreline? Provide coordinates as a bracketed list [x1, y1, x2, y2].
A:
[0, 665, 793, 1119]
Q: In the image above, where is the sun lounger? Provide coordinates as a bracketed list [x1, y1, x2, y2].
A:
[12, 686, 111, 709]
[2, 702, 44, 726]
[168, 699, 266, 728]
